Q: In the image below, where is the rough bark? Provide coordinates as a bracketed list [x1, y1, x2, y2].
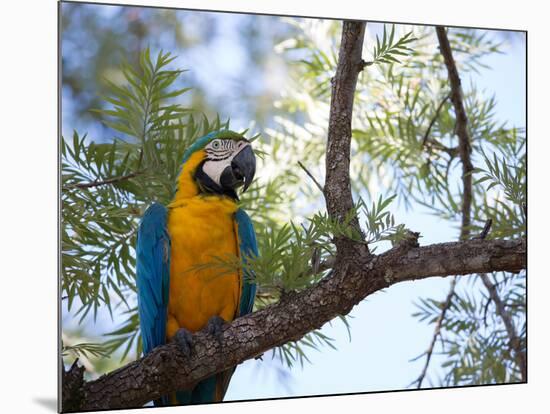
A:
[62, 360, 85, 412]
[325, 20, 366, 247]
[67, 237, 525, 411]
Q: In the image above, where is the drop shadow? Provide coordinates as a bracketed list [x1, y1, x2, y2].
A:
[33, 397, 57, 412]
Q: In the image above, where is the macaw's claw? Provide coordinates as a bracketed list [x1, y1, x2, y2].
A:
[206, 315, 226, 343]
[175, 328, 193, 357]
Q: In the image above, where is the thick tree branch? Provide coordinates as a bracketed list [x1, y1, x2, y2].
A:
[325, 20, 366, 246]
[64, 237, 525, 411]
[62, 360, 85, 411]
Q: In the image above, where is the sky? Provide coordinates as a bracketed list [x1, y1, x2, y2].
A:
[61, 2, 526, 403]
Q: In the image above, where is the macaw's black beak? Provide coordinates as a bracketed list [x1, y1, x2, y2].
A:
[220, 144, 256, 193]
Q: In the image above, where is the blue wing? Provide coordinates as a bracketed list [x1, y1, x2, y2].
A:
[136, 202, 171, 356]
[235, 209, 258, 316]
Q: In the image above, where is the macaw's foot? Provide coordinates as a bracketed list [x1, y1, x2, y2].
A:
[206, 315, 226, 343]
[175, 328, 193, 357]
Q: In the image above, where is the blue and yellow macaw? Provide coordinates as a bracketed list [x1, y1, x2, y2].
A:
[135, 130, 258, 406]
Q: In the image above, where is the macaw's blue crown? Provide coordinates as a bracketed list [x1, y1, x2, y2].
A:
[181, 130, 249, 165]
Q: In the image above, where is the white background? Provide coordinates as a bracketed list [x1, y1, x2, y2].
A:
[0, 0, 546, 413]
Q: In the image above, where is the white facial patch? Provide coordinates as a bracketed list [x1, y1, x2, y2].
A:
[202, 156, 234, 186]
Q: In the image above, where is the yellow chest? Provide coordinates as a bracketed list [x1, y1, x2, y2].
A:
[166, 196, 241, 337]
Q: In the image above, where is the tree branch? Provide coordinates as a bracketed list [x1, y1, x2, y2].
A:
[413, 276, 456, 388]
[480, 274, 527, 381]
[297, 161, 324, 193]
[325, 20, 367, 247]
[64, 237, 525, 411]
[474, 218, 493, 240]
[436, 26, 474, 241]
[421, 92, 452, 149]
[62, 170, 144, 191]
[414, 27, 479, 387]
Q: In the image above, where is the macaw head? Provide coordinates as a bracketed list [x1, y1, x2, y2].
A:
[176, 130, 256, 200]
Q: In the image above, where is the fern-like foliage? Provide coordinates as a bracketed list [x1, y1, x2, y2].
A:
[365, 25, 416, 66]
[62, 341, 112, 359]
[61, 48, 226, 360]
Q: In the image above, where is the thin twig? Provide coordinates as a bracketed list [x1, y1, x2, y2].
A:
[414, 276, 457, 388]
[474, 218, 493, 240]
[421, 92, 452, 148]
[424, 138, 459, 158]
[480, 274, 526, 381]
[482, 296, 492, 328]
[297, 161, 324, 193]
[63, 170, 144, 191]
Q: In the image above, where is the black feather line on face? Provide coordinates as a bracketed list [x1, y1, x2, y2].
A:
[194, 161, 239, 200]
[205, 153, 233, 162]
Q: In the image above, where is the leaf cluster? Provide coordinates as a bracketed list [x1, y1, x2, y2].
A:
[412, 272, 525, 386]
[62, 48, 227, 361]
[365, 25, 416, 66]
[362, 194, 406, 247]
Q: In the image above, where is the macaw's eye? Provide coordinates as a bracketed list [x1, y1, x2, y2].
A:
[212, 140, 220, 149]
